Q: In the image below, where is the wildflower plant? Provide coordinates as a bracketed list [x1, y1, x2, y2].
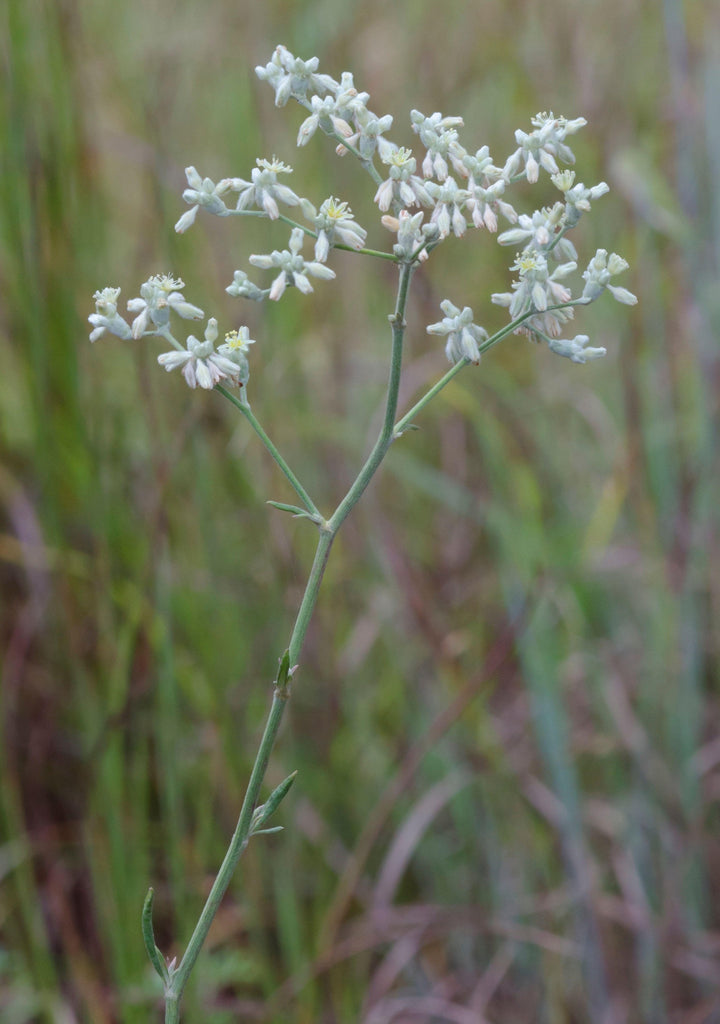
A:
[89, 43, 636, 1021]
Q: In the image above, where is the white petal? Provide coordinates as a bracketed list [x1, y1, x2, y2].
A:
[607, 284, 638, 305]
[553, 262, 577, 279]
[249, 254, 275, 269]
[261, 193, 280, 219]
[211, 354, 242, 377]
[131, 310, 150, 338]
[374, 179, 394, 212]
[304, 262, 335, 280]
[269, 272, 288, 301]
[175, 206, 199, 234]
[531, 282, 548, 311]
[293, 273, 314, 294]
[483, 207, 497, 232]
[185, 166, 203, 189]
[451, 207, 467, 237]
[525, 154, 539, 183]
[158, 351, 191, 370]
[314, 233, 330, 262]
[194, 360, 214, 389]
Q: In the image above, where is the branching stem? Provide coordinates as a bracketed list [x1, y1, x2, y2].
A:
[159, 260, 414, 1022]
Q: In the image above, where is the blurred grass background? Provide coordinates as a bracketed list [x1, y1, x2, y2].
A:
[1, 0, 719, 1021]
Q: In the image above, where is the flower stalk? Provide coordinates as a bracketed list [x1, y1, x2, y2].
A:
[156, 257, 414, 1021]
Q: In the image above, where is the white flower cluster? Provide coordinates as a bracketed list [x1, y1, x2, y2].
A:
[175, 159, 303, 233]
[89, 276, 256, 392]
[492, 250, 578, 339]
[90, 45, 637, 390]
[581, 250, 638, 305]
[127, 276, 204, 338]
[381, 210, 439, 262]
[374, 147, 431, 213]
[249, 226, 336, 301]
[426, 301, 488, 364]
[254, 48, 338, 108]
[256, 47, 391, 161]
[157, 319, 255, 390]
[221, 158, 302, 220]
[88, 288, 132, 343]
[551, 171, 609, 228]
[399, 112, 516, 240]
[503, 112, 587, 183]
[174, 169, 234, 233]
[307, 197, 366, 261]
[548, 334, 606, 365]
[89, 277, 204, 342]
[498, 206, 577, 261]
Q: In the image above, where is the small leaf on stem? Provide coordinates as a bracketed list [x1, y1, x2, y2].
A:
[250, 770, 298, 834]
[142, 888, 169, 983]
[266, 500, 321, 523]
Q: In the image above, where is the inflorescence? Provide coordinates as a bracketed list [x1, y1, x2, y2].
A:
[90, 43, 636, 390]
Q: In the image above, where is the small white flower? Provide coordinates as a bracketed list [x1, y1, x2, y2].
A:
[582, 249, 638, 305]
[226, 270, 267, 302]
[503, 112, 587, 182]
[492, 249, 577, 337]
[552, 172, 609, 227]
[89, 287, 132, 342]
[332, 71, 371, 121]
[464, 178, 507, 232]
[249, 226, 336, 301]
[157, 318, 243, 390]
[548, 334, 607, 364]
[427, 299, 488, 364]
[216, 326, 256, 388]
[455, 147, 516, 230]
[374, 146, 432, 212]
[255, 45, 337, 107]
[224, 157, 301, 220]
[127, 275, 204, 338]
[410, 110, 466, 182]
[296, 95, 352, 147]
[175, 167, 232, 233]
[312, 197, 366, 261]
[341, 106, 394, 161]
[218, 326, 256, 356]
[498, 205, 577, 262]
[425, 177, 470, 238]
[499, 207, 557, 249]
[174, 206, 199, 234]
[381, 210, 438, 262]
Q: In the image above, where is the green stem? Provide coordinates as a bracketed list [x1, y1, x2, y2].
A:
[159, 261, 415, 1022]
[165, 529, 333, 1017]
[167, 687, 289, 1006]
[216, 385, 322, 520]
[154, 328, 320, 519]
[394, 357, 469, 435]
[288, 528, 335, 664]
[224, 209, 397, 262]
[328, 261, 413, 532]
[393, 298, 589, 434]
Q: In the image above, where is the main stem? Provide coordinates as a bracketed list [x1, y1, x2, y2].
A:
[162, 262, 414, 1021]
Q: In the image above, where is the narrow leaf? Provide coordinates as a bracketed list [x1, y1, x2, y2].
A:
[275, 650, 292, 689]
[266, 500, 308, 516]
[142, 888, 168, 982]
[254, 770, 298, 830]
